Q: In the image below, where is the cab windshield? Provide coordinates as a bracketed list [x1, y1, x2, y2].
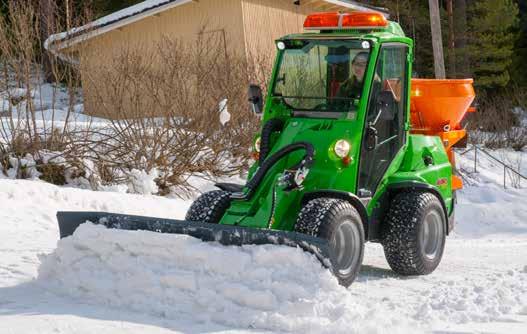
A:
[273, 39, 371, 112]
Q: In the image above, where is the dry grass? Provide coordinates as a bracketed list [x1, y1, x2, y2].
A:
[467, 86, 527, 151]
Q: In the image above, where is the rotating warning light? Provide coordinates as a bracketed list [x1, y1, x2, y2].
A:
[304, 12, 388, 30]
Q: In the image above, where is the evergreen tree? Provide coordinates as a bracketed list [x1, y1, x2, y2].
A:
[453, 0, 470, 78]
[468, 0, 519, 89]
[91, 0, 143, 17]
[0, 2, 8, 18]
[510, 0, 527, 86]
[362, 0, 436, 77]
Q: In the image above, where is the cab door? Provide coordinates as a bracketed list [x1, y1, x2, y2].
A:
[357, 43, 409, 198]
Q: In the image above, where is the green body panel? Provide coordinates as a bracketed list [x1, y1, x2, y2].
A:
[218, 23, 455, 236]
[372, 134, 454, 215]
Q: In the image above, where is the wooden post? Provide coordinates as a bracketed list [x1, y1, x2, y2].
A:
[428, 0, 446, 79]
[39, 0, 56, 83]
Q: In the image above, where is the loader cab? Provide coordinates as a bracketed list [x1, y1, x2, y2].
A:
[267, 12, 413, 199]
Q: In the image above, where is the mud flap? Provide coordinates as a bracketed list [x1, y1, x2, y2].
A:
[57, 211, 332, 268]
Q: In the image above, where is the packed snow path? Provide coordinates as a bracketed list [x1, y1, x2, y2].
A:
[1, 179, 526, 333]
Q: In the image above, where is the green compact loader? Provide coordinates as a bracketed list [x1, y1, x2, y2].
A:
[57, 11, 475, 287]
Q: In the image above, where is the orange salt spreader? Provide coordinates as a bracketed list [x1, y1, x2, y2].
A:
[410, 79, 476, 190]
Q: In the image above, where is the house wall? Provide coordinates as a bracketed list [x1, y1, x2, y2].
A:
[241, 0, 344, 57]
[73, 0, 350, 117]
[77, 0, 246, 117]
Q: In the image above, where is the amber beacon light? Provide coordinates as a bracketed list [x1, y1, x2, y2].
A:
[304, 12, 388, 30]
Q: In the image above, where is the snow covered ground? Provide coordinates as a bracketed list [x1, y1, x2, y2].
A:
[1, 150, 526, 333]
[0, 83, 105, 129]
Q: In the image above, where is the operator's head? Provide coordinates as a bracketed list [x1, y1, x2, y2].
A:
[352, 52, 369, 82]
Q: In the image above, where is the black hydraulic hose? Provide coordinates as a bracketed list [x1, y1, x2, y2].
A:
[259, 118, 284, 165]
[243, 142, 315, 200]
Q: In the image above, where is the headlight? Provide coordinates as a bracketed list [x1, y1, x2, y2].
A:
[254, 137, 261, 152]
[334, 140, 351, 158]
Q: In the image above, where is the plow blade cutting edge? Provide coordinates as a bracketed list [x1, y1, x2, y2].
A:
[56, 211, 332, 268]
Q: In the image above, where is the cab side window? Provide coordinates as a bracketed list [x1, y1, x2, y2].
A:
[358, 44, 408, 196]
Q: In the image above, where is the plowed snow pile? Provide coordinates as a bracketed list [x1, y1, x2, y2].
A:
[38, 223, 412, 333]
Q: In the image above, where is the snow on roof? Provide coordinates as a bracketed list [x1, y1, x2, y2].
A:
[45, 0, 191, 52]
[87, 0, 175, 27]
[45, 0, 387, 54]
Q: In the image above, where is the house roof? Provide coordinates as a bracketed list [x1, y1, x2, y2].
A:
[45, 0, 388, 54]
[44, 0, 193, 53]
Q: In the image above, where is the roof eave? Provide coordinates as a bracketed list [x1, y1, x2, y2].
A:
[45, 0, 194, 53]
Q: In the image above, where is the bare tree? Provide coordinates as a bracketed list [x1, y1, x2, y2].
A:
[39, 0, 56, 83]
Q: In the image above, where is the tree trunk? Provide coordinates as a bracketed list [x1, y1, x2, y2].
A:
[39, 0, 56, 83]
[454, 0, 470, 78]
[428, 0, 446, 79]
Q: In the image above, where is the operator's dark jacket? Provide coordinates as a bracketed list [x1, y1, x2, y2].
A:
[337, 76, 363, 99]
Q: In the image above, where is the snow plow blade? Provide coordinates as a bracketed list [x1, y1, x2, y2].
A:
[56, 211, 332, 267]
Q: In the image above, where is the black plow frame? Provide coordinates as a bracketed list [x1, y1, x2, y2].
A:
[57, 211, 332, 268]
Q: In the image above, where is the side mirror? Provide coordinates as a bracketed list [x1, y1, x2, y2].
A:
[365, 125, 378, 151]
[248, 84, 263, 114]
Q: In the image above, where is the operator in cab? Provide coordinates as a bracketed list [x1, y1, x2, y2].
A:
[336, 52, 369, 100]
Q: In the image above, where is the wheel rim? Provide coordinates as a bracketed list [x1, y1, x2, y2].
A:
[330, 219, 361, 276]
[420, 210, 444, 260]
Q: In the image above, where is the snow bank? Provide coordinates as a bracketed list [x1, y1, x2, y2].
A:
[38, 224, 417, 333]
[455, 184, 527, 238]
[0, 179, 190, 285]
[0, 82, 107, 134]
[455, 148, 527, 238]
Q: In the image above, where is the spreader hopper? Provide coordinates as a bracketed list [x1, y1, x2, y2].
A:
[410, 78, 475, 132]
[410, 79, 475, 182]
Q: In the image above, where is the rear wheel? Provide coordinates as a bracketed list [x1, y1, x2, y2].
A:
[295, 198, 365, 287]
[185, 190, 231, 224]
[382, 191, 446, 275]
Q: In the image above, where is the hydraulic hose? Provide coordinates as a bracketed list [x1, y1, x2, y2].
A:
[241, 142, 315, 200]
[259, 118, 284, 165]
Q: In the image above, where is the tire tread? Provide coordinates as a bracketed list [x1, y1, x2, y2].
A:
[185, 190, 231, 224]
[382, 191, 446, 276]
[295, 198, 364, 287]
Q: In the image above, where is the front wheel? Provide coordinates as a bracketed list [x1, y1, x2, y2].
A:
[185, 190, 231, 224]
[295, 198, 365, 287]
[382, 191, 446, 276]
